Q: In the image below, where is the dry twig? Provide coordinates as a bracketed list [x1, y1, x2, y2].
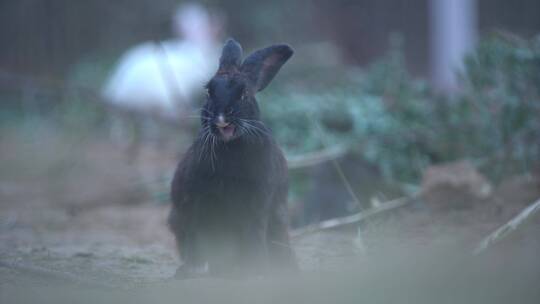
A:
[473, 197, 540, 255]
[291, 195, 414, 238]
[287, 145, 348, 169]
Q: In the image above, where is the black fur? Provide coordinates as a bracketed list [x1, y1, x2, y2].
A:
[218, 39, 243, 74]
[169, 39, 296, 277]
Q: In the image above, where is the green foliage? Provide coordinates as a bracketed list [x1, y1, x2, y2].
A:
[455, 33, 540, 177]
[261, 33, 540, 183]
[261, 36, 434, 182]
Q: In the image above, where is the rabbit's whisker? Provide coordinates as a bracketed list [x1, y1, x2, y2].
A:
[199, 129, 210, 163]
[240, 120, 270, 138]
[210, 134, 217, 171]
[186, 115, 212, 120]
[238, 124, 257, 142]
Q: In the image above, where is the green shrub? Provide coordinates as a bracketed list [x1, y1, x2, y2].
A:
[262, 33, 540, 184]
[456, 33, 540, 178]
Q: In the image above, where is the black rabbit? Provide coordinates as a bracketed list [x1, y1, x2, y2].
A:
[169, 39, 296, 277]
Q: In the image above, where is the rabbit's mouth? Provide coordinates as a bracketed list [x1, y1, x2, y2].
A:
[216, 123, 236, 141]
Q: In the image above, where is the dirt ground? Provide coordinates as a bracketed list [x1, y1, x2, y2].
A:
[1, 126, 540, 303]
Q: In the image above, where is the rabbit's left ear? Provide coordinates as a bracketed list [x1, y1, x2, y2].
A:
[241, 44, 293, 92]
[218, 39, 243, 74]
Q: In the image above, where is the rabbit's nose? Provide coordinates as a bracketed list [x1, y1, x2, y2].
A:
[215, 114, 229, 127]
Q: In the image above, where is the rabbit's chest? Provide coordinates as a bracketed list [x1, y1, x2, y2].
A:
[199, 159, 270, 201]
[190, 173, 270, 229]
[212, 143, 271, 180]
[190, 149, 273, 210]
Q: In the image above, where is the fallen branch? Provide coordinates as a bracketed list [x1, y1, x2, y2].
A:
[291, 195, 415, 238]
[286, 145, 348, 169]
[473, 197, 540, 255]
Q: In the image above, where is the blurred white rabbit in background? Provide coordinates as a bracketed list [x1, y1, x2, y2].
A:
[103, 3, 220, 119]
[102, 3, 221, 202]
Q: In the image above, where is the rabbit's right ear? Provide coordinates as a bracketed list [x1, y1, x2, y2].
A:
[240, 44, 293, 92]
[217, 39, 243, 74]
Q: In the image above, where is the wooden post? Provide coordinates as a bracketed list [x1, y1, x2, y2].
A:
[430, 0, 477, 92]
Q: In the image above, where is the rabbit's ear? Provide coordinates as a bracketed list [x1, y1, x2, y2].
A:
[217, 39, 243, 74]
[241, 44, 293, 92]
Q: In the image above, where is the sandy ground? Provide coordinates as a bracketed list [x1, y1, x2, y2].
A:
[1, 127, 540, 303]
